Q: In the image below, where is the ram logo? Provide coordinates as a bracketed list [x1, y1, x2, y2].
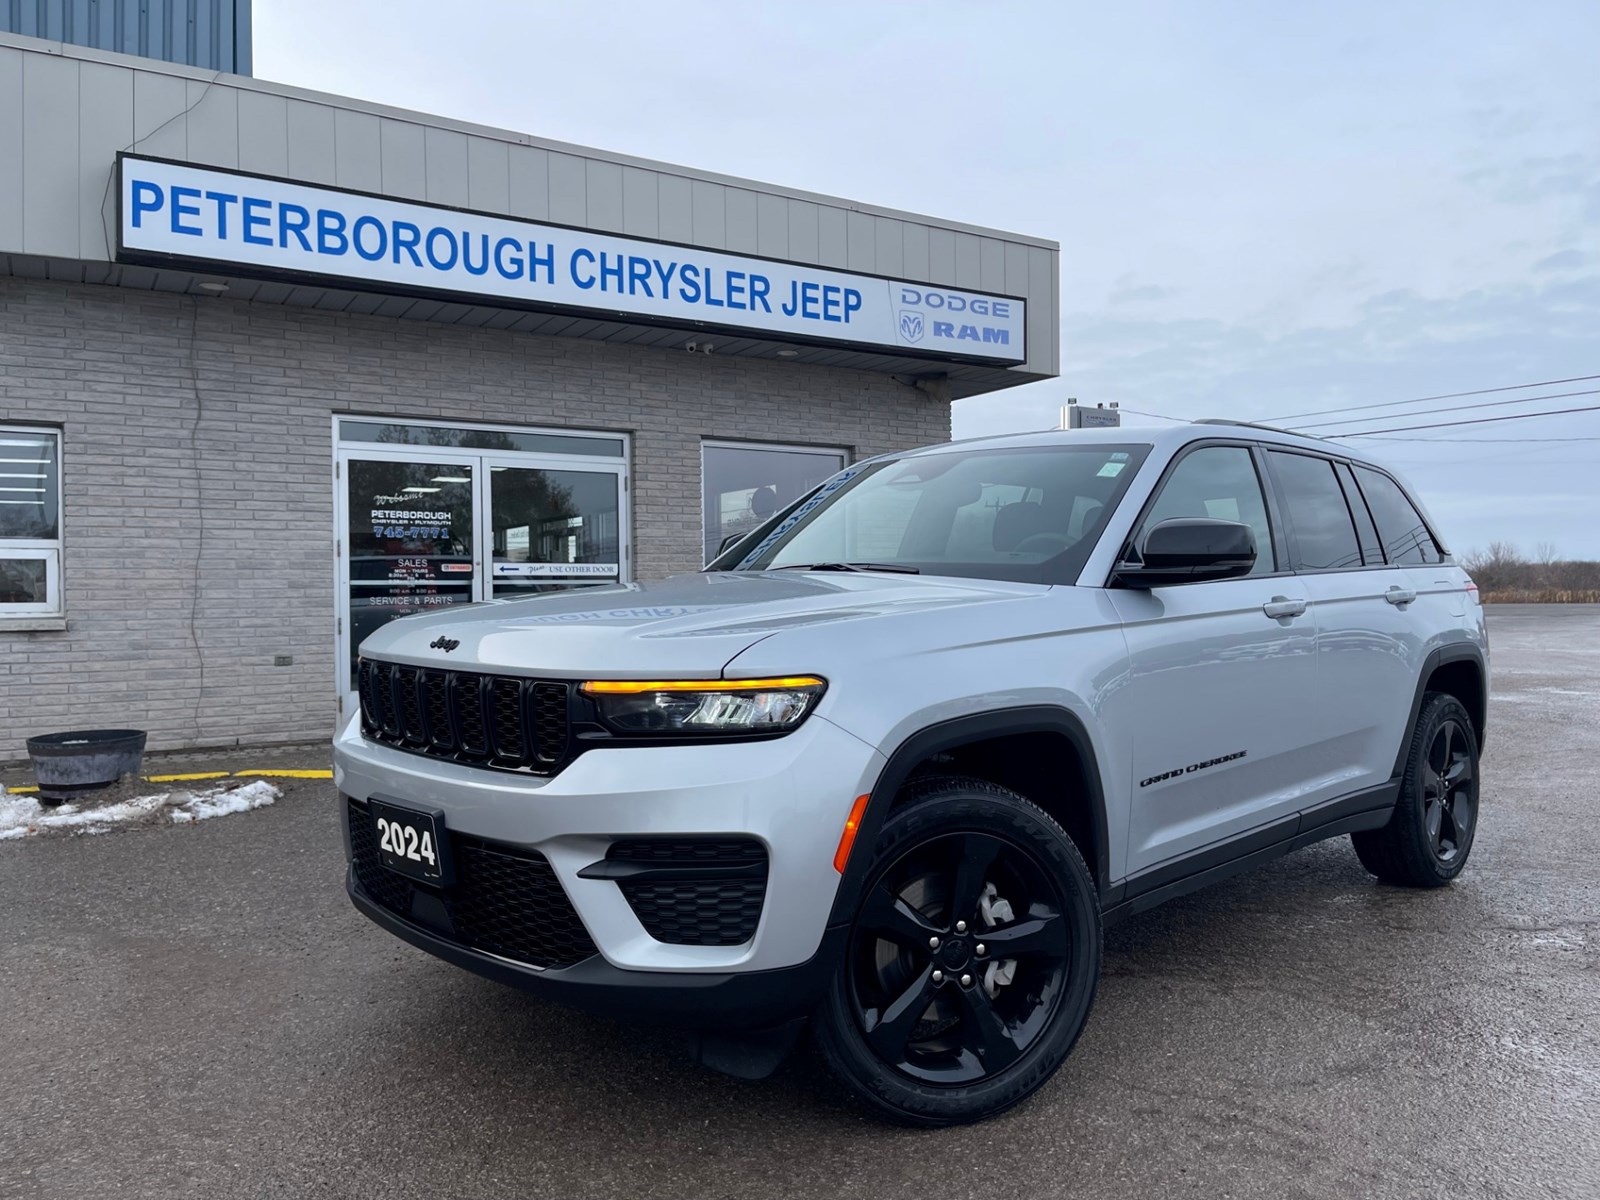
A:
[898, 311, 925, 343]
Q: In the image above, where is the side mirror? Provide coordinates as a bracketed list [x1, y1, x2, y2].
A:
[1113, 518, 1256, 588]
[718, 531, 745, 555]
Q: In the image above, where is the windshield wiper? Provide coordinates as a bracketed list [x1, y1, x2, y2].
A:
[772, 562, 921, 574]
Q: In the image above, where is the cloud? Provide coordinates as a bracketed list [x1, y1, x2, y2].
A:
[956, 273, 1600, 555]
[1458, 153, 1598, 204]
[1534, 249, 1588, 272]
[1465, 106, 1541, 142]
[1108, 281, 1179, 306]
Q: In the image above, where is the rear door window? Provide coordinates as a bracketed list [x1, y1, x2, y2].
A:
[1264, 451, 1363, 572]
[1354, 467, 1442, 564]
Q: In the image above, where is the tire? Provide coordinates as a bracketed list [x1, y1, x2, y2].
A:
[1351, 692, 1481, 887]
[813, 775, 1102, 1126]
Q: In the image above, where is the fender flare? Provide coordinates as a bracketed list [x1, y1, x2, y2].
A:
[824, 706, 1113, 929]
[1393, 642, 1488, 779]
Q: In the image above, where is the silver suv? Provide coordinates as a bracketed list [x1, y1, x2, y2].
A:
[335, 422, 1487, 1125]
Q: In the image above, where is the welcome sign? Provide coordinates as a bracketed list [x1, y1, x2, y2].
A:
[116, 155, 1027, 364]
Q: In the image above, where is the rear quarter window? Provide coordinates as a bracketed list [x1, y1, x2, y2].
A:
[1354, 467, 1443, 564]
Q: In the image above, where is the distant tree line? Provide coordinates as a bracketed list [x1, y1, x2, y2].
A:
[1459, 542, 1600, 602]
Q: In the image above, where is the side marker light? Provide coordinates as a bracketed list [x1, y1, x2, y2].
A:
[833, 794, 871, 873]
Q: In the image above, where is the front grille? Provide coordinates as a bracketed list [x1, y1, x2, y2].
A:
[345, 798, 597, 969]
[358, 658, 571, 774]
[609, 838, 768, 947]
[446, 836, 598, 967]
[347, 798, 413, 916]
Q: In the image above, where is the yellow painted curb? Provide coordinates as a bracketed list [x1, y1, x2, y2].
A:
[5, 767, 332, 796]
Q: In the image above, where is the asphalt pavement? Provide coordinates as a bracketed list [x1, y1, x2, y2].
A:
[1, 605, 1596, 1199]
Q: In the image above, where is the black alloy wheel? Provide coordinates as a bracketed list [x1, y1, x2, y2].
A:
[814, 776, 1101, 1126]
[850, 830, 1070, 1083]
[1422, 716, 1476, 863]
[1352, 692, 1481, 886]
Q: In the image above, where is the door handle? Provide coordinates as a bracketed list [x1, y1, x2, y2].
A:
[1385, 586, 1417, 606]
[1263, 596, 1308, 619]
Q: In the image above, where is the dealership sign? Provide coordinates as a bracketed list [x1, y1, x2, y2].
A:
[116, 155, 1026, 363]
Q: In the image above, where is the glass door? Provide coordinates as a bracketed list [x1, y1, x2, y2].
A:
[485, 459, 625, 597]
[334, 421, 632, 718]
[340, 451, 477, 691]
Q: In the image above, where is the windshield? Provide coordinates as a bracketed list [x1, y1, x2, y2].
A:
[708, 442, 1152, 584]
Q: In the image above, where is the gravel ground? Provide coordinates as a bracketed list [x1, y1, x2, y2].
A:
[0, 604, 1595, 1199]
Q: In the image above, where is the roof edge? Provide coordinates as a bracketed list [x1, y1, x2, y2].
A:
[0, 31, 1060, 252]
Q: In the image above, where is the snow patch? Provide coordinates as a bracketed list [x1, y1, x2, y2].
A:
[0, 781, 281, 841]
[169, 780, 280, 823]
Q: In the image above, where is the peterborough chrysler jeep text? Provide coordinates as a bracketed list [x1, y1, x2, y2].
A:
[334, 422, 1487, 1125]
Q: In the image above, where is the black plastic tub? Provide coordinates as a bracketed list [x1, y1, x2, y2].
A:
[25, 729, 148, 804]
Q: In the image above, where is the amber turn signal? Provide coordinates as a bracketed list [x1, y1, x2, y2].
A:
[833, 793, 871, 873]
[580, 676, 824, 694]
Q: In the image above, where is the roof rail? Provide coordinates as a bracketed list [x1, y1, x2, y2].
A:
[1192, 418, 1324, 440]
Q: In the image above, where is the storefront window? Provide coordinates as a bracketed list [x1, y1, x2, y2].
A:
[701, 441, 847, 564]
[0, 428, 62, 617]
[490, 466, 621, 597]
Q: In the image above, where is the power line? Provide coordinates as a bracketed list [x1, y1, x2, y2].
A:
[1327, 404, 1600, 438]
[1263, 373, 1600, 424]
[1287, 387, 1600, 431]
[1113, 407, 1190, 424]
[1362, 435, 1600, 443]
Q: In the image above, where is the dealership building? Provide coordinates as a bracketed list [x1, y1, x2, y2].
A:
[0, 24, 1060, 760]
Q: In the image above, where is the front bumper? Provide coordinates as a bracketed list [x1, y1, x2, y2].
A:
[346, 875, 849, 1028]
[334, 709, 883, 986]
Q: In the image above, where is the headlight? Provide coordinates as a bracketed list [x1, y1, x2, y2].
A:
[580, 676, 826, 736]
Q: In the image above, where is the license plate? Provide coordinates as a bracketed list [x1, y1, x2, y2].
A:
[369, 799, 451, 885]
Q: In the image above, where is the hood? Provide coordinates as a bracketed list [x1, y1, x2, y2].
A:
[357, 571, 1042, 677]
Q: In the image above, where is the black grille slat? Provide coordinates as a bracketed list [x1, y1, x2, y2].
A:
[395, 667, 426, 746]
[376, 664, 400, 737]
[455, 674, 489, 759]
[531, 684, 569, 765]
[359, 660, 575, 775]
[345, 798, 596, 970]
[490, 677, 526, 763]
[423, 670, 455, 752]
[356, 661, 380, 730]
[362, 661, 400, 738]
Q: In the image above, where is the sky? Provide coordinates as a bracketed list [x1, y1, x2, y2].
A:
[255, 0, 1600, 557]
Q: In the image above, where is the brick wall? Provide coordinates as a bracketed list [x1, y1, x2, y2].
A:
[0, 277, 950, 760]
